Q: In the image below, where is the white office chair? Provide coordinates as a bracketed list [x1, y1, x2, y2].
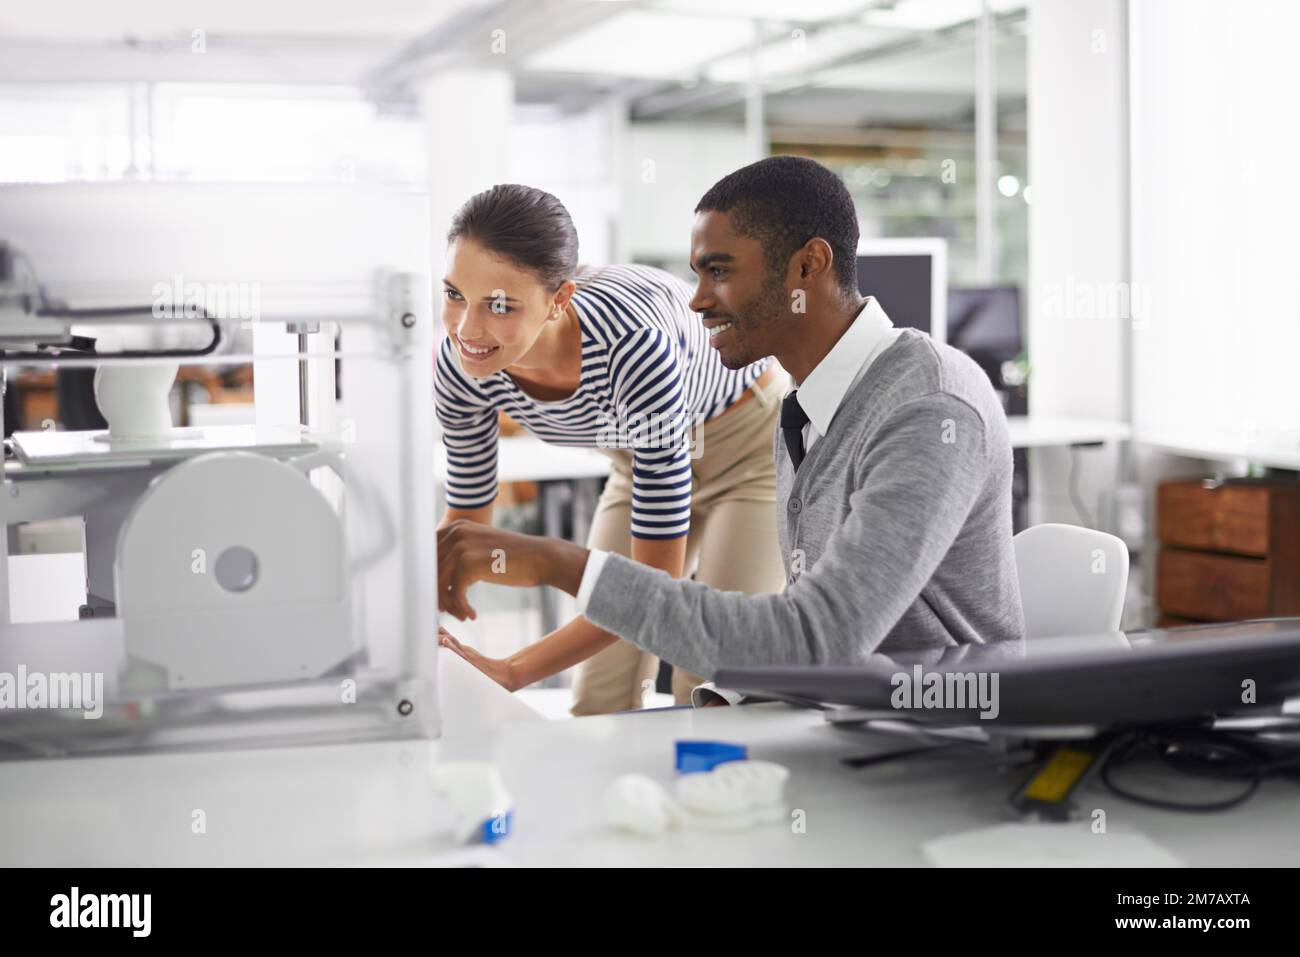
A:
[1013, 523, 1129, 638]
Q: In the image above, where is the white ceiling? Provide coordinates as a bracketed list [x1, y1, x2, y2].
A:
[0, 0, 487, 41]
[523, 10, 758, 80]
[819, 30, 1026, 94]
[0, 0, 1027, 121]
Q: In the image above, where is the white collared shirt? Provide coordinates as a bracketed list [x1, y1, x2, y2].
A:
[790, 296, 900, 456]
[575, 297, 902, 706]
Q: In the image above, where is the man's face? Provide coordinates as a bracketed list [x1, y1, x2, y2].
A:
[688, 210, 793, 370]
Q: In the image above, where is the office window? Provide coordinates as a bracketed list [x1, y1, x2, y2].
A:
[0, 83, 425, 187]
[0, 85, 134, 183]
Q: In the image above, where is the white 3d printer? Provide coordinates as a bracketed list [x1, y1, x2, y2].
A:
[0, 233, 438, 758]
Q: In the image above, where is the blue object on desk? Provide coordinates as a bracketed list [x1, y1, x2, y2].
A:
[478, 810, 514, 845]
[675, 740, 747, 774]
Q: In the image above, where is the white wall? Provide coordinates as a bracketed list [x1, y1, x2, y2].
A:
[1026, 0, 1128, 529]
[510, 104, 619, 267]
[418, 67, 513, 289]
[468, 112, 755, 270]
[1026, 0, 1300, 628]
[1129, 0, 1300, 449]
[620, 122, 756, 264]
[0, 181, 429, 295]
[507, 114, 756, 270]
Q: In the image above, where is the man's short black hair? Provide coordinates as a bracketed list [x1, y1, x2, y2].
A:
[695, 155, 860, 294]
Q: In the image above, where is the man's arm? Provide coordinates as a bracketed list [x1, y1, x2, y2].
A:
[578, 395, 990, 675]
[503, 536, 686, 683]
[439, 394, 991, 677]
[469, 537, 687, 691]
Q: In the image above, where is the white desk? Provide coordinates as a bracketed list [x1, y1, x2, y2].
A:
[1006, 415, 1131, 449]
[1137, 427, 1300, 471]
[462, 419, 1132, 467]
[434, 435, 611, 485]
[434, 421, 1133, 485]
[1, 653, 1295, 866]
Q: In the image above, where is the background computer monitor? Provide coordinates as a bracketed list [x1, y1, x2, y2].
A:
[855, 238, 947, 344]
[946, 284, 1024, 388]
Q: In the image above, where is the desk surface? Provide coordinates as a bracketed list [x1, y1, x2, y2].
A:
[1, 654, 1294, 867]
[435, 435, 612, 484]
[1005, 415, 1131, 448]
[1137, 426, 1300, 471]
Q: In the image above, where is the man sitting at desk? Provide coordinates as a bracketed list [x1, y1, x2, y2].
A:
[438, 156, 1024, 688]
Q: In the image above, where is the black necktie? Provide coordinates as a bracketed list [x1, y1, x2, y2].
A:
[781, 390, 810, 471]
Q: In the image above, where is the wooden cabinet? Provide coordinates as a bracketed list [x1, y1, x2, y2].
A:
[1156, 479, 1300, 624]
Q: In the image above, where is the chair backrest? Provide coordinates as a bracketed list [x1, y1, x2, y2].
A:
[1013, 523, 1129, 638]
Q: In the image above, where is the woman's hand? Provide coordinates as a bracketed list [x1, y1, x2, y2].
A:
[439, 627, 519, 692]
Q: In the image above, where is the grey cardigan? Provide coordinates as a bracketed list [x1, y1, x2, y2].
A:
[583, 329, 1025, 678]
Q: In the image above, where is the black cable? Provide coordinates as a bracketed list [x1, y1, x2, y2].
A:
[3, 248, 224, 361]
[841, 719, 1300, 810]
[1100, 733, 1260, 812]
[3, 305, 223, 362]
[1098, 723, 1300, 812]
[39, 304, 185, 319]
[1162, 730, 1300, 778]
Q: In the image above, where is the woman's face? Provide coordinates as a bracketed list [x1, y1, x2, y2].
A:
[441, 238, 569, 378]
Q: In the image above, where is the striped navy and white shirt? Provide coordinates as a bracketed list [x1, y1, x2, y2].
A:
[435, 264, 769, 540]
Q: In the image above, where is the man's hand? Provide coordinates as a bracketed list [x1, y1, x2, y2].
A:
[436, 520, 589, 620]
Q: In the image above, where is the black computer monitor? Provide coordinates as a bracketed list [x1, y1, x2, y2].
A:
[947, 285, 1022, 361]
[946, 284, 1023, 393]
[856, 251, 940, 339]
[716, 619, 1300, 728]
